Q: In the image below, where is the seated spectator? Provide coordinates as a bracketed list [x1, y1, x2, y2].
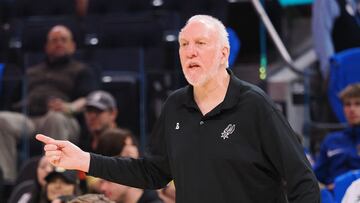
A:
[0, 112, 34, 181]
[81, 90, 118, 152]
[9, 155, 54, 203]
[41, 168, 81, 203]
[3, 24, 97, 142]
[95, 128, 139, 158]
[314, 83, 360, 190]
[94, 128, 163, 203]
[0, 25, 98, 180]
[341, 177, 360, 203]
[68, 194, 114, 203]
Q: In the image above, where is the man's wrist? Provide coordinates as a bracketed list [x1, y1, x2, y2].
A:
[79, 152, 91, 173]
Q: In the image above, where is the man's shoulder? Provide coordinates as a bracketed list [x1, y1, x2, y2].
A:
[233, 78, 276, 108]
[165, 86, 189, 104]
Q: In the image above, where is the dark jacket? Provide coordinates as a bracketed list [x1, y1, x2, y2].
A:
[314, 126, 360, 185]
[89, 69, 320, 203]
[26, 57, 97, 116]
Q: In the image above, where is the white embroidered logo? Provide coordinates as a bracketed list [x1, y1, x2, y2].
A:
[175, 122, 180, 130]
[221, 124, 235, 139]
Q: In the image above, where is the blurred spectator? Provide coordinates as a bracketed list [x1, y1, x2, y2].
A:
[81, 90, 118, 152]
[1, 24, 98, 142]
[314, 83, 360, 190]
[68, 194, 114, 203]
[95, 128, 139, 158]
[8, 156, 54, 203]
[94, 128, 163, 203]
[0, 111, 34, 181]
[341, 177, 360, 203]
[312, 0, 360, 78]
[41, 168, 81, 203]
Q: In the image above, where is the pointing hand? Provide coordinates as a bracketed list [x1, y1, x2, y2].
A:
[36, 134, 90, 172]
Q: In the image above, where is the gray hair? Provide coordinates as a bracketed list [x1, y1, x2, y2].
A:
[180, 15, 230, 66]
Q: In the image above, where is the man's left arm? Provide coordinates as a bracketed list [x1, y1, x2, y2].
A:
[259, 108, 320, 203]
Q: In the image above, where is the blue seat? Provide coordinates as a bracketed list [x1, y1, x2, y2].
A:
[328, 47, 360, 122]
[333, 169, 360, 202]
[226, 27, 241, 68]
[320, 188, 335, 203]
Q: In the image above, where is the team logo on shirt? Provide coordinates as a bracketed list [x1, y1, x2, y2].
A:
[175, 122, 180, 130]
[221, 124, 235, 139]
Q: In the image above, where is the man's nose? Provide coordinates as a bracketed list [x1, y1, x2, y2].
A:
[186, 44, 198, 58]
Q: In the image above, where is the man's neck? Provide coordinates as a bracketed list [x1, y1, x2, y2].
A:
[193, 68, 230, 115]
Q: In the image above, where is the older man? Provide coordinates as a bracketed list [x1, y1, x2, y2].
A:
[37, 15, 320, 202]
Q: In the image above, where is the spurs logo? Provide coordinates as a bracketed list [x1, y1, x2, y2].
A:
[221, 124, 235, 139]
[175, 122, 180, 130]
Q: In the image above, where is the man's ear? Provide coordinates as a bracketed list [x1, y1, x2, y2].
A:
[110, 109, 118, 121]
[221, 46, 230, 66]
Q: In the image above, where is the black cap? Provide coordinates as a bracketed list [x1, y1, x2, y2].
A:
[86, 90, 117, 111]
[45, 167, 78, 184]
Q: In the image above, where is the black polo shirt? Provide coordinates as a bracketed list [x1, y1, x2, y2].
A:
[89, 69, 320, 203]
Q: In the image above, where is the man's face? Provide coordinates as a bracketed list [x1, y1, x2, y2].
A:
[45, 26, 75, 60]
[343, 97, 360, 125]
[99, 179, 129, 202]
[84, 107, 117, 134]
[178, 20, 227, 87]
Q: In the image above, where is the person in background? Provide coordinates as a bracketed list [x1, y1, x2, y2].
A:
[95, 128, 163, 203]
[341, 177, 360, 203]
[312, 0, 360, 78]
[37, 14, 320, 202]
[8, 156, 54, 203]
[0, 112, 34, 181]
[40, 168, 81, 203]
[81, 90, 118, 152]
[0, 25, 98, 181]
[314, 83, 360, 190]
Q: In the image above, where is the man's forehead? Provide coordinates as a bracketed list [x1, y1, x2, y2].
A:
[179, 20, 216, 39]
[48, 27, 72, 39]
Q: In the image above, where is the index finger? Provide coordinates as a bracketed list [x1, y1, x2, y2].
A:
[36, 134, 55, 144]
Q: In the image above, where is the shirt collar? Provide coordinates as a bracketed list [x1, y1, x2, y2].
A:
[182, 69, 243, 116]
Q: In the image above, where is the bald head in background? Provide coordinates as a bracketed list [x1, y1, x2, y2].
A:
[45, 25, 76, 62]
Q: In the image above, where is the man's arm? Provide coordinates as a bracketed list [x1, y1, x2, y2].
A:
[87, 110, 172, 189]
[37, 107, 172, 189]
[258, 107, 320, 202]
